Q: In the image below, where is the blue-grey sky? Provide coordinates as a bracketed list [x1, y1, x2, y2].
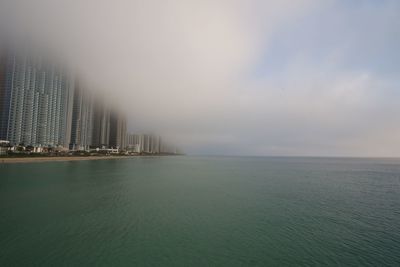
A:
[1, 0, 399, 156]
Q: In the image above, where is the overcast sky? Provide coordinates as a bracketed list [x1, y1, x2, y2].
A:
[1, 0, 399, 156]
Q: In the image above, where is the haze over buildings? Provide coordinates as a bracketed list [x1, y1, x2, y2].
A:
[0, 49, 176, 153]
[0, 0, 399, 156]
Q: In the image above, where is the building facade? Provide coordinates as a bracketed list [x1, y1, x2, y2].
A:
[69, 82, 94, 150]
[126, 133, 162, 153]
[91, 99, 111, 148]
[0, 51, 74, 148]
[109, 111, 127, 149]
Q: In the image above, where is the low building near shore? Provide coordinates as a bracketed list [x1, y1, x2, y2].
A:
[0, 140, 10, 155]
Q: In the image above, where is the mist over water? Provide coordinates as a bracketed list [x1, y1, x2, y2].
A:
[1, 0, 400, 156]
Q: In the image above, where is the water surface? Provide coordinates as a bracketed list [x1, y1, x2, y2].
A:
[1, 156, 400, 266]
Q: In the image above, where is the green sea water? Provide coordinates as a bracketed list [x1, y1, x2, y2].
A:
[1, 156, 399, 266]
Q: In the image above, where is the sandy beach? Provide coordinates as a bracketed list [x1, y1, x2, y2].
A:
[0, 156, 135, 164]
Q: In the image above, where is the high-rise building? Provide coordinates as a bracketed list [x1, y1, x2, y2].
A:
[91, 99, 111, 148]
[0, 50, 74, 147]
[0, 53, 12, 141]
[125, 133, 162, 153]
[126, 133, 140, 152]
[109, 111, 126, 149]
[69, 82, 94, 150]
[150, 135, 161, 154]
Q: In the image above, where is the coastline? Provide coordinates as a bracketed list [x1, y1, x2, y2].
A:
[0, 156, 139, 164]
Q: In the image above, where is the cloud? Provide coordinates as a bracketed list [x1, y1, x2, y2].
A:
[1, 0, 399, 156]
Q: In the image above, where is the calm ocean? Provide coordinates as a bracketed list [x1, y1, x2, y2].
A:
[1, 156, 399, 266]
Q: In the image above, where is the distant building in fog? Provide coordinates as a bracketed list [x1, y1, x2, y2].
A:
[69, 82, 94, 150]
[126, 134, 140, 152]
[126, 133, 168, 154]
[109, 111, 126, 149]
[91, 99, 111, 148]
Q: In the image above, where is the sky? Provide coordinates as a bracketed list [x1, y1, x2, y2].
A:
[1, 0, 399, 156]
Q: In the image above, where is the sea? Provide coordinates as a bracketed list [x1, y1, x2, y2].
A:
[1, 156, 399, 266]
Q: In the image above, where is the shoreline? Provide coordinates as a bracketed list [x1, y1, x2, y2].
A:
[0, 156, 148, 164]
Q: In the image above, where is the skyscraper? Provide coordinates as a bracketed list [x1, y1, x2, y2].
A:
[126, 133, 140, 152]
[0, 50, 74, 147]
[109, 111, 126, 149]
[125, 133, 163, 154]
[69, 81, 94, 150]
[91, 99, 111, 148]
[0, 52, 12, 141]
